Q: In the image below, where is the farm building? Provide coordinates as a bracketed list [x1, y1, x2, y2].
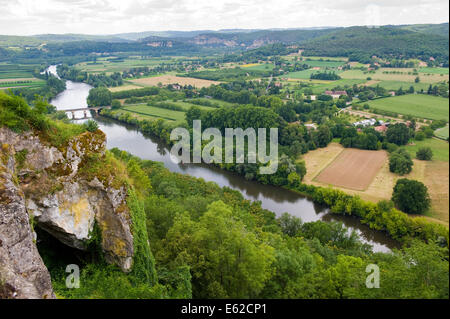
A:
[353, 119, 377, 127]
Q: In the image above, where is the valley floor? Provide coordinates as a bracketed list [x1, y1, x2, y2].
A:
[301, 142, 450, 225]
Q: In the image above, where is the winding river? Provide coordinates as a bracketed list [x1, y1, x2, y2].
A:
[48, 66, 399, 253]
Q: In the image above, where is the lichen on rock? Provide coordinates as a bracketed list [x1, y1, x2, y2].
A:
[1, 127, 135, 279]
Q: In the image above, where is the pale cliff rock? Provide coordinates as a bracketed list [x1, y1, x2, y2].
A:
[0, 127, 135, 299]
[0, 151, 55, 299]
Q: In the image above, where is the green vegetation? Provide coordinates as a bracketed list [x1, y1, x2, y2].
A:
[434, 126, 449, 140]
[87, 87, 112, 106]
[184, 67, 271, 81]
[418, 67, 449, 75]
[284, 69, 320, 79]
[416, 147, 433, 161]
[303, 59, 346, 68]
[0, 92, 85, 146]
[302, 26, 449, 64]
[0, 63, 37, 79]
[122, 104, 186, 123]
[405, 138, 449, 162]
[366, 95, 449, 121]
[389, 149, 414, 175]
[2, 24, 449, 300]
[392, 179, 431, 215]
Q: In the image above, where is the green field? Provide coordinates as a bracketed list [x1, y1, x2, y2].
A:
[340, 68, 448, 84]
[284, 69, 321, 79]
[369, 80, 430, 92]
[292, 78, 365, 94]
[75, 57, 178, 73]
[241, 63, 275, 71]
[0, 80, 46, 89]
[122, 104, 186, 123]
[365, 94, 449, 121]
[418, 67, 449, 75]
[405, 138, 449, 161]
[435, 126, 449, 140]
[302, 56, 348, 62]
[0, 63, 37, 79]
[303, 60, 346, 68]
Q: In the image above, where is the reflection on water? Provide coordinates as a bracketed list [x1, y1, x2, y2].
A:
[95, 117, 399, 253]
[48, 64, 400, 253]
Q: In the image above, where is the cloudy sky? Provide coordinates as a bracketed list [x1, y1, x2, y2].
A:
[0, 0, 448, 36]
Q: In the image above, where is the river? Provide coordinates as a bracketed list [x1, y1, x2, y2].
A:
[47, 66, 399, 253]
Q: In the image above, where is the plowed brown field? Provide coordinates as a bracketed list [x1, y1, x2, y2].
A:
[315, 149, 387, 191]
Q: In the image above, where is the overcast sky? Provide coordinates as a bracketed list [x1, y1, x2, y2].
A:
[0, 0, 448, 36]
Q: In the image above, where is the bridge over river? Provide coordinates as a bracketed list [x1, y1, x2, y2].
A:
[64, 106, 112, 119]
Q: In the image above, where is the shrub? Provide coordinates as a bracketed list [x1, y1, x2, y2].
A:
[414, 131, 426, 141]
[416, 147, 433, 161]
[84, 120, 99, 133]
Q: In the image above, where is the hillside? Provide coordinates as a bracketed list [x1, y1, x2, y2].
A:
[300, 26, 449, 64]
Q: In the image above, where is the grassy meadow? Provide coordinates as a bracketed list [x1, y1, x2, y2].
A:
[365, 94, 449, 121]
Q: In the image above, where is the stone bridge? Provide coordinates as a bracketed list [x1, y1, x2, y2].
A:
[63, 106, 112, 119]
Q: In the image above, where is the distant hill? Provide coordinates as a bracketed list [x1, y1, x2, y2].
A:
[34, 33, 130, 43]
[397, 23, 449, 37]
[300, 26, 449, 64]
[182, 29, 338, 48]
[1, 24, 448, 64]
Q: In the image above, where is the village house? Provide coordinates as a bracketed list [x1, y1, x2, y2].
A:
[325, 90, 347, 99]
[375, 125, 388, 133]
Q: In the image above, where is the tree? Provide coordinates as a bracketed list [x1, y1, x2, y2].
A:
[389, 148, 413, 175]
[161, 201, 275, 298]
[313, 125, 333, 148]
[386, 123, 410, 145]
[278, 213, 302, 237]
[416, 147, 433, 161]
[87, 87, 112, 107]
[392, 179, 431, 214]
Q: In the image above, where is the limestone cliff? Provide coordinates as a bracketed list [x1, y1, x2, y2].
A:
[0, 127, 135, 298]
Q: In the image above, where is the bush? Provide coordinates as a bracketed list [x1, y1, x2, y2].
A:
[414, 131, 426, 141]
[416, 147, 433, 161]
[111, 99, 121, 109]
[389, 148, 413, 175]
[392, 179, 431, 214]
[84, 120, 99, 133]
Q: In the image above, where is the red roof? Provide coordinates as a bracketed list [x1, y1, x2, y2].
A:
[375, 125, 388, 133]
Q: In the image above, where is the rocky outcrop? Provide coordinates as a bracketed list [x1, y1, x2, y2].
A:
[0, 149, 54, 299]
[0, 127, 135, 298]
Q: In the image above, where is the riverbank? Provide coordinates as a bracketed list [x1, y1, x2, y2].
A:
[97, 111, 448, 248]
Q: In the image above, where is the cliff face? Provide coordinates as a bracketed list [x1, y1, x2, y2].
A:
[0, 127, 135, 298]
